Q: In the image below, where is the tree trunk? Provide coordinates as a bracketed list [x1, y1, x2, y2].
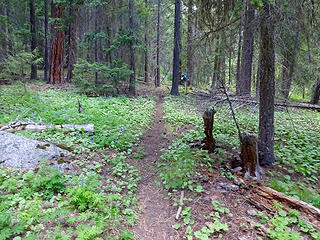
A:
[256, 51, 261, 99]
[239, 2, 255, 96]
[5, 0, 12, 53]
[0, 3, 8, 59]
[50, 4, 64, 84]
[144, 0, 149, 83]
[258, 1, 275, 166]
[311, 76, 320, 105]
[235, 17, 242, 94]
[129, 0, 136, 95]
[281, 29, 299, 101]
[212, 37, 221, 89]
[30, 0, 37, 80]
[66, 0, 73, 82]
[94, 5, 98, 86]
[155, 0, 161, 87]
[44, 0, 49, 83]
[186, 0, 193, 86]
[228, 34, 232, 86]
[170, 0, 181, 96]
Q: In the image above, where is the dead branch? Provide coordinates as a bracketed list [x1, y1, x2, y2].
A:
[0, 122, 94, 133]
[218, 81, 242, 141]
[195, 92, 320, 112]
[175, 190, 185, 220]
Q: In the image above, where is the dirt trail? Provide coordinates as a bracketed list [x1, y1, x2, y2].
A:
[131, 91, 180, 240]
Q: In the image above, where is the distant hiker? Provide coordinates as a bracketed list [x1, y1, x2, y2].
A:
[180, 74, 188, 85]
[180, 74, 190, 94]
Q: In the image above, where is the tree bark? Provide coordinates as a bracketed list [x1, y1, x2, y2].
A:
[44, 0, 49, 83]
[258, 1, 275, 166]
[50, 3, 65, 84]
[202, 108, 216, 153]
[5, 0, 11, 53]
[311, 76, 320, 105]
[235, 17, 242, 94]
[0, 5, 6, 59]
[94, 5, 98, 85]
[251, 186, 320, 222]
[170, 0, 181, 96]
[239, 2, 255, 96]
[144, 0, 149, 83]
[155, 0, 161, 87]
[129, 0, 136, 95]
[66, 0, 74, 82]
[281, 29, 299, 101]
[30, 0, 37, 80]
[256, 51, 261, 99]
[187, 0, 193, 86]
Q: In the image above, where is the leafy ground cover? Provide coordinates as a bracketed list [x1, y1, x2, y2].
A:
[1, 85, 319, 240]
[0, 85, 154, 152]
[159, 95, 320, 240]
[0, 84, 155, 239]
[0, 153, 140, 240]
[163, 95, 320, 183]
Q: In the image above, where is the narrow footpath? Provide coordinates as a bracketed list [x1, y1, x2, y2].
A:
[130, 92, 180, 240]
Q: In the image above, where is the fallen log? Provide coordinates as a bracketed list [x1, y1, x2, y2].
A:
[0, 123, 94, 133]
[251, 185, 320, 228]
[194, 92, 320, 112]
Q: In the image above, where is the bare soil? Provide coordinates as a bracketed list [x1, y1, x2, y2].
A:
[130, 88, 181, 240]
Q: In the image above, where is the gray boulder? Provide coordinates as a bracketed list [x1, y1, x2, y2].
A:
[0, 131, 69, 169]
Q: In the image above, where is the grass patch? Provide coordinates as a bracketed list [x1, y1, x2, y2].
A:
[0, 85, 155, 152]
[0, 84, 156, 239]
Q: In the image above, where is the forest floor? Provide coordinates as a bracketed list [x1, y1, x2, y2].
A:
[0, 82, 319, 240]
[129, 83, 320, 240]
[129, 88, 179, 239]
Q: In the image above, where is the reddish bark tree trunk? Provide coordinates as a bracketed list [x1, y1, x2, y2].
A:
[50, 4, 64, 84]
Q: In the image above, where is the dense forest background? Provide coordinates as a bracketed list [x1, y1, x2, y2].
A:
[0, 0, 319, 102]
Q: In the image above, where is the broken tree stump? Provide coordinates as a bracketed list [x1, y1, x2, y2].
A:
[240, 134, 262, 179]
[202, 108, 216, 153]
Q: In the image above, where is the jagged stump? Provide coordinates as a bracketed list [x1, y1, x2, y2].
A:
[202, 108, 216, 153]
[240, 134, 262, 179]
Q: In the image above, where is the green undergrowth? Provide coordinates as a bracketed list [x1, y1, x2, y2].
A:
[162, 96, 320, 182]
[268, 174, 320, 209]
[173, 201, 231, 240]
[158, 129, 212, 190]
[0, 84, 156, 239]
[266, 203, 320, 240]
[161, 96, 320, 213]
[0, 153, 139, 240]
[0, 85, 155, 152]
